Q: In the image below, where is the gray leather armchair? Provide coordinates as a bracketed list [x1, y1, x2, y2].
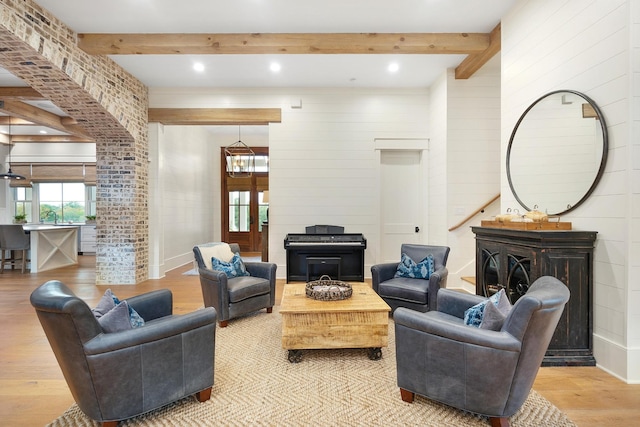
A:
[394, 276, 570, 427]
[194, 243, 277, 327]
[371, 244, 450, 312]
[30, 280, 216, 427]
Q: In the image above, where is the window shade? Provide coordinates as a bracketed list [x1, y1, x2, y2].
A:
[9, 162, 96, 186]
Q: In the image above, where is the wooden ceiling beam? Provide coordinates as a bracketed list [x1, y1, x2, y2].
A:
[0, 87, 45, 100]
[0, 99, 91, 139]
[148, 108, 282, 125]
[455, 23, 501, 79]
[10, 135, 94, 143]
[78, 32, 490, 55]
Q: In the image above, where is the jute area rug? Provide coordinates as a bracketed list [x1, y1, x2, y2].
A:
[49, 308, 576, 427]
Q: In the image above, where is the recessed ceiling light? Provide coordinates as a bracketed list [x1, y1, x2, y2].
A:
[39, 130, 48, 134]
[270, 62, 281, 73]
[193, 62, 205, 72]
[388, 62, 400, 73]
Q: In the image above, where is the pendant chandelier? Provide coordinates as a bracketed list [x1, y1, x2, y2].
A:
[224, 126, 255, 178]
[1, 116, 26, 180]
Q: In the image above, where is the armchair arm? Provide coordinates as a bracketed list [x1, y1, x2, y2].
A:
[394, 307, 521, 352]
[436, 288, 486, 318]
[83, 307, 217, 355]
[125, 289, 173, 321]
[198, 267, 230, 319]
[244, 262, 276, 280]
[371, 262, 398, 291]
[428, 266, 449, 311]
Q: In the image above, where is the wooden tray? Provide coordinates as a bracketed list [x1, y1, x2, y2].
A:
[480, 220, 572, 230]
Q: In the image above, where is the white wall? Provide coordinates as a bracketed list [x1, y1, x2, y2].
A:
[148, 123, 270, 277]
[427, 72, 448, 246]
[148, 124, 218, 276]
[446, 56, 502, 288]
[149, 88, 430, 278]
[630, 0, 640, 383]
[503, 0, 637, 382]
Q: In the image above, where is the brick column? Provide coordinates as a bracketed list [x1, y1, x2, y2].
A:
[0, 0, 149, 283]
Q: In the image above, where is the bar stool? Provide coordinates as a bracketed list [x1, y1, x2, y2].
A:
[0, 224, 30, 273]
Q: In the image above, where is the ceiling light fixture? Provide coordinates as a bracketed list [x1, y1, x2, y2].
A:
[270, 62, 281, 73]
[224, 126, 255, 178]
[193, 62, 205, 72]
[388, 62, 400, 73]
[0, 114, 26, 180]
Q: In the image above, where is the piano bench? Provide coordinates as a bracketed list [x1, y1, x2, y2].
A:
[307, 257, 341, 282]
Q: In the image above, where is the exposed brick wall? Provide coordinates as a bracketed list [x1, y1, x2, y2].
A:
[0, 0, 149, 284]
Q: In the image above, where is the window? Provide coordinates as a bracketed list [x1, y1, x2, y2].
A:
[86, 185, 96, 216]
[39, 182, 86, 224]
[228, 191, 250, 232]
[13, 187, 33, 222]
[258, 191, 269, 231]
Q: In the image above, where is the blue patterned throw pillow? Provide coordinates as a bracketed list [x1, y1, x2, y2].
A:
[212, 252, 250, 278]
[394, 253, 434, 279]
[464, 289, 511, 329]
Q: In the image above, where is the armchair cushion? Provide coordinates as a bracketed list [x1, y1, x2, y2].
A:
[227, 275, 271, 303]
[395, 253, 434, 279]
[378, 277, 431, 305]
[212, 252, 250, 278]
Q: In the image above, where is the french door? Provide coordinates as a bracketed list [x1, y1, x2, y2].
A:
[221, 147, 269, 252]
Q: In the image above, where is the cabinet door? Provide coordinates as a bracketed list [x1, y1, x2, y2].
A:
[505, 251, 534, 304]
[543, 251, 591, 351]
[478, 245, 502, 297]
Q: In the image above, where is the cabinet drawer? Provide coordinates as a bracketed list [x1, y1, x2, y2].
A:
[81, 226, 97, 239]
[81, 242, 97, 253]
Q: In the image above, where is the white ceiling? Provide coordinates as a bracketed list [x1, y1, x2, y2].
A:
[1, 0, 516, 138]
[31, 0, 515, 89]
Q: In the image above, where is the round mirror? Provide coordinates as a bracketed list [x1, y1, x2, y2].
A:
[506, 90, 608, 215]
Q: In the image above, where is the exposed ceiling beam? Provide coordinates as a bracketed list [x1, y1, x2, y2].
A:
[148, 108, 282, 125]
[0, 87, 45, 100]
[0, 99, 91, 139]
[455, 23, 501, 79]
[0, 117, 35, 125]
[10, 135, 94, 143]
[78, 32, 490, 55]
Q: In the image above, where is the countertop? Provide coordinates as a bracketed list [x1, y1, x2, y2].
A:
[22, 224, 82, 231]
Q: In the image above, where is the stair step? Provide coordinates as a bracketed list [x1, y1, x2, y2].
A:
[461, 276, 476, 285]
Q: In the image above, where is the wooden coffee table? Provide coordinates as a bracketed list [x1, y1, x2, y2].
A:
[280, 283, 391, 362]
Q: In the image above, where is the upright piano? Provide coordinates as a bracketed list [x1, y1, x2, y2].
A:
[284, 225, 367, 283]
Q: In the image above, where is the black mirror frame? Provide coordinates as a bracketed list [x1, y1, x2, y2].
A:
[506, 89, 609, 215]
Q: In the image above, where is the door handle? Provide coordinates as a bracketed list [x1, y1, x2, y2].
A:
[415, 226, 420, 233]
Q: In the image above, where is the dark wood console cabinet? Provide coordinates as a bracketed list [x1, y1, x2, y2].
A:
[471, 226, 597, 366]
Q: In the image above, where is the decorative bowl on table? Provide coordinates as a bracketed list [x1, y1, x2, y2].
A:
[305, 275, 352, 301]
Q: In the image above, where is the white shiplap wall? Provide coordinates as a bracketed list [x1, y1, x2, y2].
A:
[427, 72, 449, 246]
[149, 124, 215, 276]
[149, 88, 430, 278]
[446, 57, 502, 287]
[503, 0, 636, 381]
[629, 0, 640, 382]
[148, 123, 270, 277]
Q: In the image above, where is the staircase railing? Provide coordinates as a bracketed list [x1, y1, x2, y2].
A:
[448, 194, 500, 232]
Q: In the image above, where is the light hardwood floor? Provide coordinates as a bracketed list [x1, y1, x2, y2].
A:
[1, 256, 638, 426]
